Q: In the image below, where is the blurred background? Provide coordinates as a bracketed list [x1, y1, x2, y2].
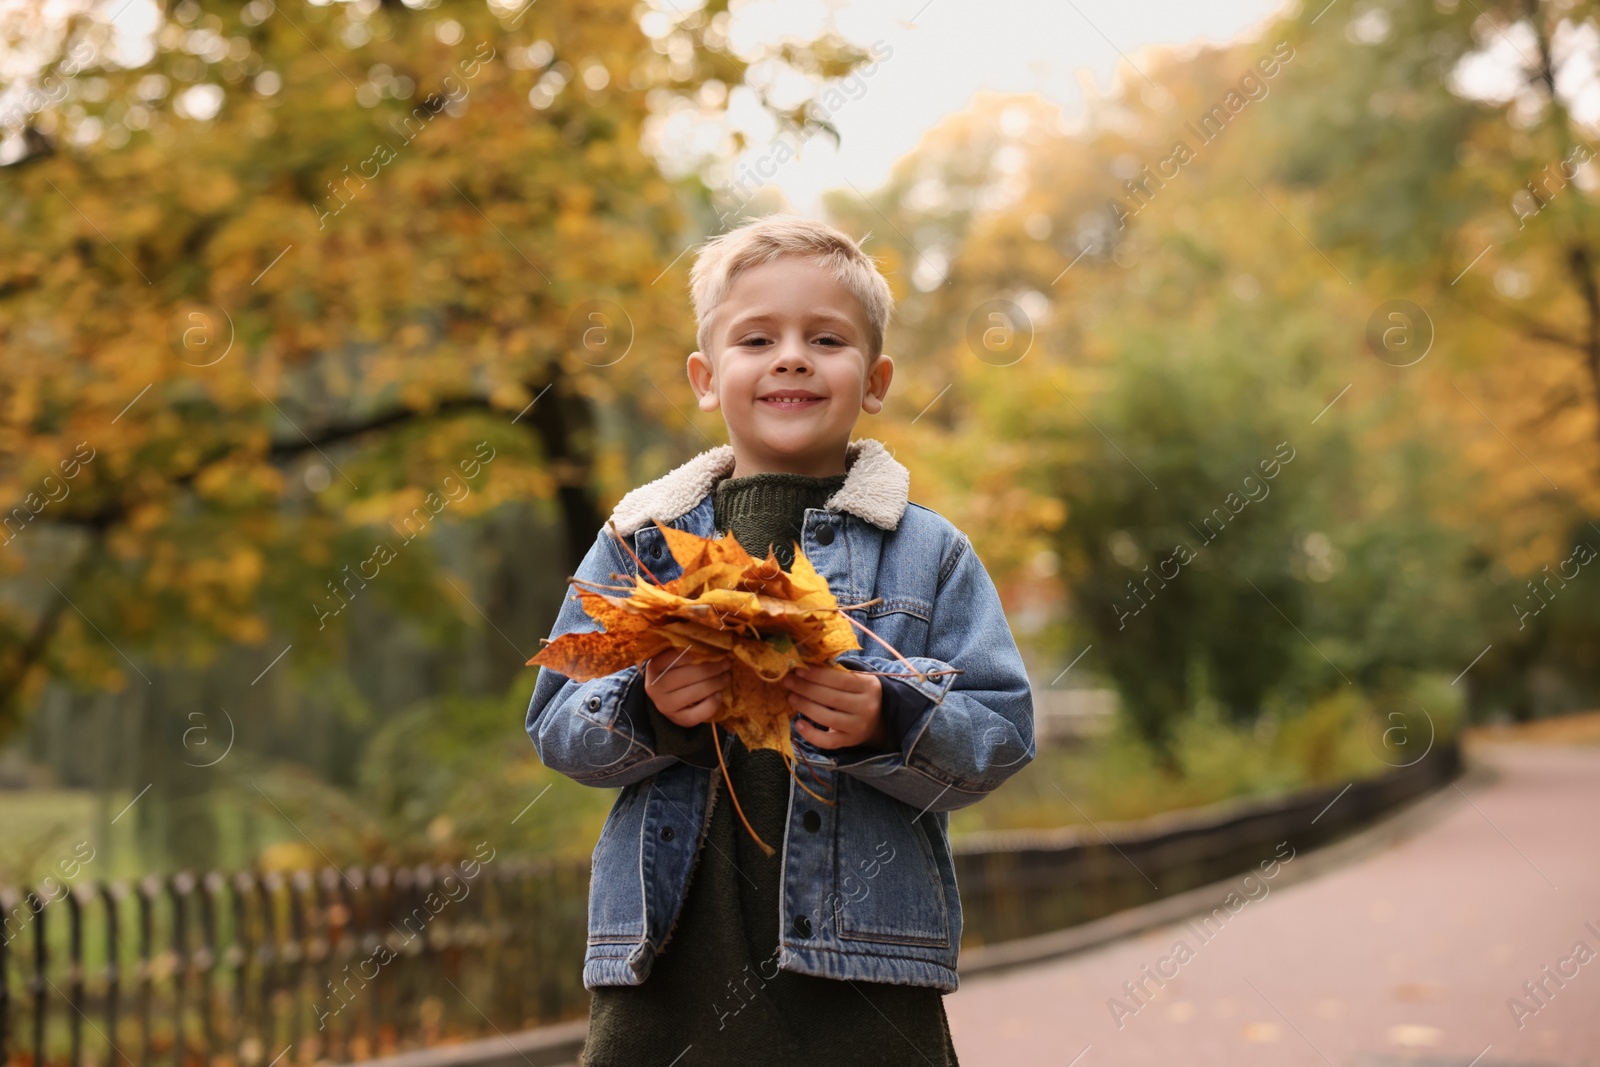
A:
[2, 0, 1599, 1064]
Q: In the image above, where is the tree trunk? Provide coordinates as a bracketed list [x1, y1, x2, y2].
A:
[523, 360, 604, 573]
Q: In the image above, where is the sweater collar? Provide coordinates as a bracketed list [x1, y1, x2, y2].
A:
[607, 437, 910, 536]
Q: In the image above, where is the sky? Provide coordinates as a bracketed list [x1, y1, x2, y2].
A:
[2, 0, 1298, 189]
[703, 0, 1296, 217]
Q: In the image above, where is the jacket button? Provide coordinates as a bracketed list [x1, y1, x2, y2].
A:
[586, 696, 600, 711]
[802, 810, 821, 833]
[660, 825, 675, 842]
[815, 524, 834, 546]
[792, 914, 812, 938]
[649, 543, 662, 559]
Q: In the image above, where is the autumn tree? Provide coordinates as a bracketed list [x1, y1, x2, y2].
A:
[0, 0, 874, 743]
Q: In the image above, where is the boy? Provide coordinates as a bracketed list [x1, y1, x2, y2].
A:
[524, 214, 1035, 1065]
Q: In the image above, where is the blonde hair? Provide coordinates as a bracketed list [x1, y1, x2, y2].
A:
[688, 214, 894, 359]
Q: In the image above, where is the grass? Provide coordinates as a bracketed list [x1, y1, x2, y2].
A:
[0, 788, 131, 887]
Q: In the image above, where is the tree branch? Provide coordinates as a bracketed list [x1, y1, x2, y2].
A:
[1466, 299, 1591, 354]
[264, 392, 505, 461]
[2, 370, 603, 730]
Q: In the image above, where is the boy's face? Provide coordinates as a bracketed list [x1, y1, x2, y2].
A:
[687, 255, 893, 478]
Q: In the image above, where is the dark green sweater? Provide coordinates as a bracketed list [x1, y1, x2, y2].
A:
[581, 471, 958, 1067]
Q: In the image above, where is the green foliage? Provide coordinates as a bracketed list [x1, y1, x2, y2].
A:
[1049, 338, 1313, 747]
[1266, 2, 1488, 266]
[355, 683, 614, 864]
[854, 2, 1600, 754]
[949, 682, 1455, 839]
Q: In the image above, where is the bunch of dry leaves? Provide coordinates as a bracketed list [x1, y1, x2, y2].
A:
[528, 520, 955, 855]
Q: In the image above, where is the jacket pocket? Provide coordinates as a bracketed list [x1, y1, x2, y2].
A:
[588, 780, 649, 942]
[861, 596, 933, 659]
[831, 776, 951, 947]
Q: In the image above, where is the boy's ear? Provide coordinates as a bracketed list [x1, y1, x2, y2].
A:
[687, 350, 720, 412]
[860, 353, 893, 415]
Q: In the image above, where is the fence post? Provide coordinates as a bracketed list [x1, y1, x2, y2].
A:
[101, 883, 124, 1067]
[257, 871, 281, 1064]
[170, 873, 192, 1067]
[368, 866, 393, 1057]
[287, 870, 312, 1058]
[1, 888, 14, 1066]
[136, 877, 158, 1067]
[67, 884, 86, 1067]
[29, 887, 46, 1067]
[197, 873, 222, 1066]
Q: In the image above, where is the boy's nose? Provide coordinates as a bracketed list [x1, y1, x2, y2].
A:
[770, 337, 814, 372]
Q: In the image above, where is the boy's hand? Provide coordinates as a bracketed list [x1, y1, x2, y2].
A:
[643, 649, 730, 727]
[783, 665, 894, 752]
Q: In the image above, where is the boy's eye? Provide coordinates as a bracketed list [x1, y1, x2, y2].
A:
[735, 334, 846, 348]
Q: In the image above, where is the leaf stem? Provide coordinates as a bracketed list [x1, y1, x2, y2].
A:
[785, 742, 837, 806]
[607, 518, 662, 585]
[712, 721, 775, 857]
[838, 612, 929, 685]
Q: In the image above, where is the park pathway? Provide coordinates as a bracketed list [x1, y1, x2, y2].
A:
[944, 743, 1600, 1067]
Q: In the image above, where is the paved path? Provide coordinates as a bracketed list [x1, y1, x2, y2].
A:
[945, 744, 1600, 1067]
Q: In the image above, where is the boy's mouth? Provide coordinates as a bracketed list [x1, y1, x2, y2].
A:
[758, 390, 826, 410]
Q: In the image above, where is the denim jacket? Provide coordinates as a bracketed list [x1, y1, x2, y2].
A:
[524, 437, 1035, 993]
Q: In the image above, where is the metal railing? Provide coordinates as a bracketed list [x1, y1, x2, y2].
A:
[954, 740, 1462, 947]
[2, 741, 1461, 1067]
[1, 858, 591, 1067]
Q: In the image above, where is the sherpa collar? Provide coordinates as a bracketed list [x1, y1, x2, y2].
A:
[607, 437, 910, 536]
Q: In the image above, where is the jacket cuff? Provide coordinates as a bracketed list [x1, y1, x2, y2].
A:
[641, 692, 720, 769]
[828, 668, 934, 761]
[821, 653, 958, 769]
[879, 674, 934, 746]
[605, 668, 660, 748]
